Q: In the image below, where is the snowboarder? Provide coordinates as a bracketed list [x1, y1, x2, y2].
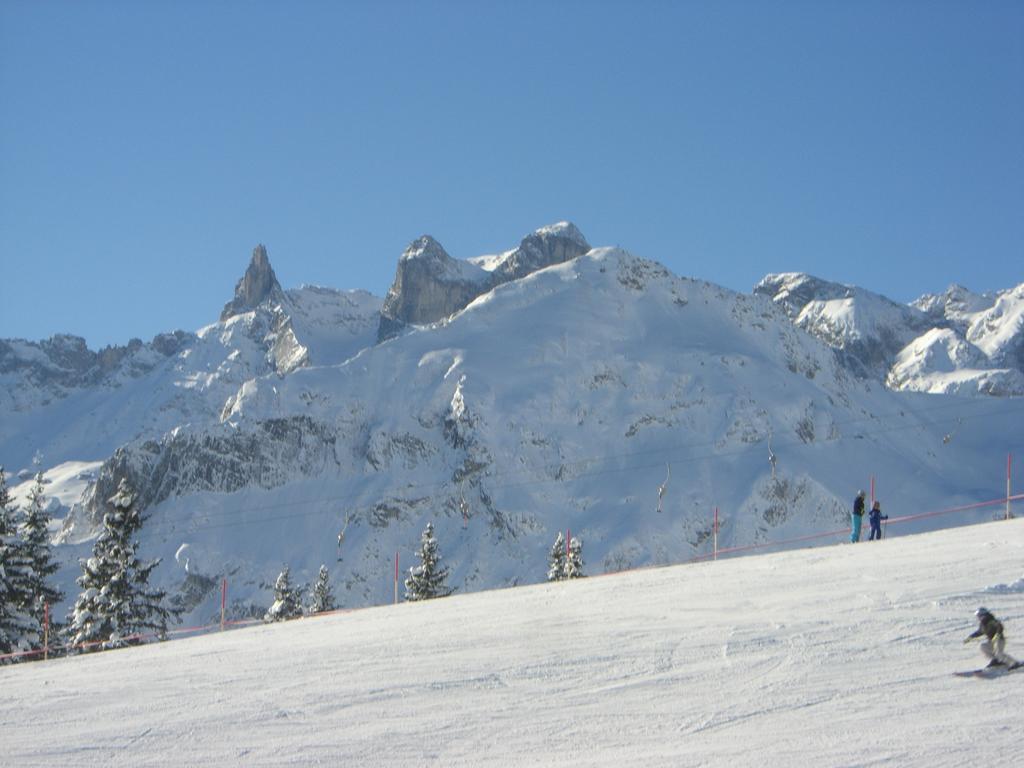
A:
[867, 500, 888, 541]
[850, 490, 866, 543]
[964, 607, 1019, 668]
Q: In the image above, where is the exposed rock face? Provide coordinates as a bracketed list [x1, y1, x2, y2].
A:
[69, 415, 341, 529]
[377, 223, 591, 342]
[490, 222, 591, 284]
[220, 245, 285, 321]
[378, 236, 493, 342]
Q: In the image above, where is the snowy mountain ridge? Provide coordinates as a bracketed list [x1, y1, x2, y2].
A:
[755, 272, 1024, 395]
[2, 225, 1022, 628]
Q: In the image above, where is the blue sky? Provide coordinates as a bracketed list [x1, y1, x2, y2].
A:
[1, 0, 1021, 349]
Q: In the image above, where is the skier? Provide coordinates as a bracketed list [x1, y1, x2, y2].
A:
[964, 607, 1019, 668]
[850, 490, 866, 543]
[867, 500, 888, 541]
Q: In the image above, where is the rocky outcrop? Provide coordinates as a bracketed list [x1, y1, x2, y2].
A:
[377, 223, 591, 342]
[71, 415, 342, 527]
[378, 236, 493, 342]
[489, 222, 591, 284]
[220, 245, 286, 321]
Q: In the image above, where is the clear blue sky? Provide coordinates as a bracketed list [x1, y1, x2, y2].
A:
[1, 0, 1021, 349]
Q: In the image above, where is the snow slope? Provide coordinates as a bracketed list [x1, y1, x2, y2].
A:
[3, 519, 1023, 767]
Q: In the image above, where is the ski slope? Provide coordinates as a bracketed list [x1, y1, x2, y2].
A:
[3, 519, 1023, 767]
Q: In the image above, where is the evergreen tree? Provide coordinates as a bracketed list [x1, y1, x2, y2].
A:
[0, 468, 40, 659]
[565, 536, 585, 579]
[404, 522, 453, 601]
[66, 478, 177, 651]
[547, 531, 567, 582]
[264, 566, 303, 622]
[21, 472, 65, 639]
[308, 564, 336, 614]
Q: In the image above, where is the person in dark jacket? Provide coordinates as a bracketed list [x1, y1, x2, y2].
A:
[850, 490, 866, 543]
[868, 500, 888, 541]
[964, 607, 1019, 668]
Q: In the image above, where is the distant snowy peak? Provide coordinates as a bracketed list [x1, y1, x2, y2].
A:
[220, 244, 286, 321]
[963, 284, 1024, 368]
[754, 272, 931, 379]
[755, 272, 929, 336]
[756, 273, 1024, 397]
[887, 327, 1024, 396]
[378, 222, 591, 342]
[911, 284, 995, 326]
[753, 273, 856, 320]
[0, 331, 194, 413]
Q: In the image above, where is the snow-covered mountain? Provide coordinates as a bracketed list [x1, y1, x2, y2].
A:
[0, 246, 381, 471]
[755, 273, 1024, 396]
[2, 227, 1022, 628]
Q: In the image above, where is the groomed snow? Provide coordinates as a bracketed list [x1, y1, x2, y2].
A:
[4, 518, 1023, 767]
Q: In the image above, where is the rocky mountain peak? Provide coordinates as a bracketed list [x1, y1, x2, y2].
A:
[490, 222, 591, 283]
[377, 223, 592, 343]
[753, 273, 854, 320]
[400, 235, 449, 264]
[912, 284, 994, 325]
[378, 236, 494, 342]
[220, 245, 285, 321]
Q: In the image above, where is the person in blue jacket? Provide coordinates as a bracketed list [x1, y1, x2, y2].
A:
[868, 500, 888, 540]
[850, 490, 866, 543]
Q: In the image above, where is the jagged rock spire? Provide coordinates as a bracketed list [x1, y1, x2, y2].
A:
[221, 245, 285, 321]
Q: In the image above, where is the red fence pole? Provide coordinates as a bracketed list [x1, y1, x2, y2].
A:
[1008, 454, 1013, 521]
[220, 577, 227, 631]
[713, 507, 719, 561]
[43, 602, 50, 661]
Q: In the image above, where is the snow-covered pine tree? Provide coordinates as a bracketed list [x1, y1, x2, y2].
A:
[264, 566, 303, 622]
[65, 478, 177, 651]
[20, 472, 64, 639]
[308, 564, 336, 615]
[565, 536, 585, 579]
[547, 531, 567, 582]
[0, 467, 41, 660]
[404, 522, 454, 601]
